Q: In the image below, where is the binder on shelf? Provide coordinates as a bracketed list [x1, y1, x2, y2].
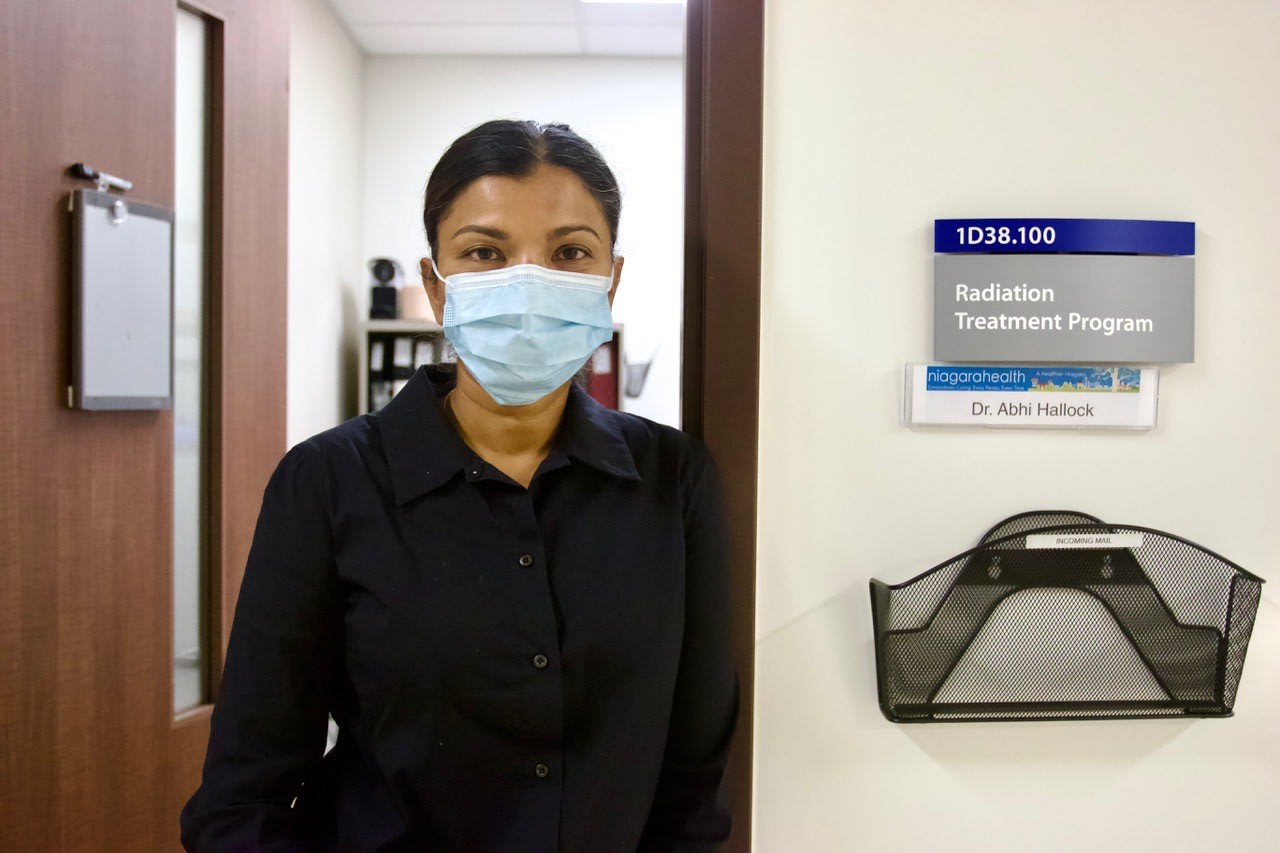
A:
[869, 511, 1265, 723]
[369, 381, 394, 412]
[585, 332, 620, 409]
[413, 339, 436, 369]
[391, 336, 413, 373]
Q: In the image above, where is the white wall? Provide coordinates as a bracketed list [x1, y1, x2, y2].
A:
[287, 0, 364, 446]
[361, 56, 685, 425]
[756, 1, 1280, 850]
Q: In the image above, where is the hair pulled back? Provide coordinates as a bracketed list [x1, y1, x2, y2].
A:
[423, 120, 621, 258]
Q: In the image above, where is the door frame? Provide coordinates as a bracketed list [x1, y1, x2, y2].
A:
[167, 0, 291, 826]
[683, 2, 764, 850]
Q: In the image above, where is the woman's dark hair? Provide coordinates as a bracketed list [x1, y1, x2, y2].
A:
[423, 120, 621, 258]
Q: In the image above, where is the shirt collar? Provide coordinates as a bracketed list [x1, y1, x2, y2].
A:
[374, 365, 469, 505]
[558, 382, 642, 483]
[374, 365, 640, 506]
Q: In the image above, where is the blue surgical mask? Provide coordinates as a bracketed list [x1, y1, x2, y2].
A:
[433, 261, 615, 407]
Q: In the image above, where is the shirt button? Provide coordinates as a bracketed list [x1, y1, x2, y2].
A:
[532, 654, 549, 670]
[534, 763, 550, 779]
[518, 554, 534, 567]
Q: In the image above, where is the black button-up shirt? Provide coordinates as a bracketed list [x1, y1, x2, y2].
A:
[181, 366, 737, 852]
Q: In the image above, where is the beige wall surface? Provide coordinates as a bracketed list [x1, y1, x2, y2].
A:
[288, 0, 364, 446]
[756, 0, 1279, 849]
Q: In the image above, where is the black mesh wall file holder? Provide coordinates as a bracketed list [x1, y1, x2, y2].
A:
[869, 511, 1265, 722]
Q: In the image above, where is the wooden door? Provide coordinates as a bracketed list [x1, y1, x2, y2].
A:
[683, 2, 764, 850]
[0, 1, 288, 849]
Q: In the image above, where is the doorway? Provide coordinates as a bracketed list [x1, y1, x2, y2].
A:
[0, 0, 761, 849]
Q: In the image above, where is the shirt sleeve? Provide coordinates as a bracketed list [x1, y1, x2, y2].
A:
[180, 441, 340, 852]
[639, 443, 740, 852]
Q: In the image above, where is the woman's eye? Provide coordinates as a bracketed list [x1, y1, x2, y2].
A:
[556, 246, 589, 261]
[465, 247, 501, 262]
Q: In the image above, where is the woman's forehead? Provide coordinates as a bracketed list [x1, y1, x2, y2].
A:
[441, 163, 608, 236]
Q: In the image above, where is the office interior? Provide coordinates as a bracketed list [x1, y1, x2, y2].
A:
[3, 1, 1278, 851]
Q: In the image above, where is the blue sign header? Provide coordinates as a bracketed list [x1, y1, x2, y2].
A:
[934, 218, 1194, 255]
[925, 365, 1143, 392]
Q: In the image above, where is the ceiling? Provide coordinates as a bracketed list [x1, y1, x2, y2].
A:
[327, 0, 686, 57]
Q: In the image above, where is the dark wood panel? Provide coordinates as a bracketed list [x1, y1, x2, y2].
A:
[1, 1, 177, 848]
[0, 1, 289, 850]
[683, 2, 765, 852]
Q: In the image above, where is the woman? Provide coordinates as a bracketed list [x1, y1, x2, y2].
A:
[181, 120, 738, 852]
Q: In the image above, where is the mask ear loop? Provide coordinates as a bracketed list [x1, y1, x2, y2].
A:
[430, 258, 447, 284]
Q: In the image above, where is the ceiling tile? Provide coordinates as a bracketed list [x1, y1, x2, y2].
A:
[584, 24, 683, 57]
[578, 3, 685, 27]
[328, 0, 687, 57]
[351, 23, 583, 56]
[330, 0, 578, 26]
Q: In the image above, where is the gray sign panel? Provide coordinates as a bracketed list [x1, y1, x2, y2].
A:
[934, 254, 1194, 363]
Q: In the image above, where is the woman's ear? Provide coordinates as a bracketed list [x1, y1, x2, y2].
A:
[420, 257, 445, 324]
[607, 255, 624, 308]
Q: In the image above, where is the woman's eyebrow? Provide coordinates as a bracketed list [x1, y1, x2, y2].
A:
[548, 224, 601, 240]
[452, 224, 508, 240]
